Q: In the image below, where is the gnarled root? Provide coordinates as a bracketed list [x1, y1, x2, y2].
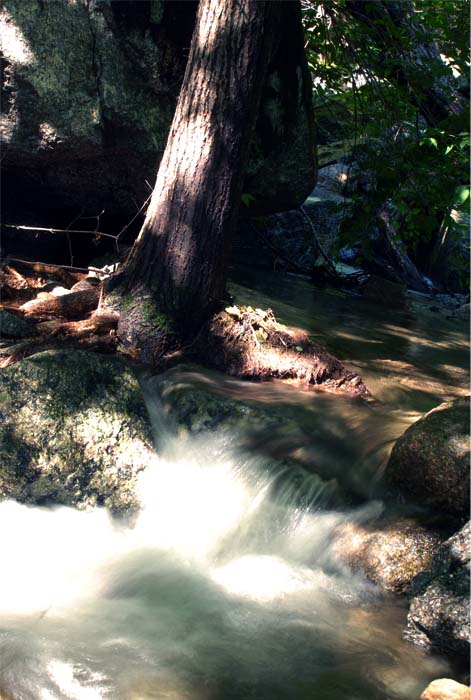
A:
[194, 308, 369, 398]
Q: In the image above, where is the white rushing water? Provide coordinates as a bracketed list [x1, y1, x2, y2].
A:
[0, 408, 449, 700]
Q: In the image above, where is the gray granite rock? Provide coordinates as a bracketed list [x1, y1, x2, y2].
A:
[0, 349, 153, 512]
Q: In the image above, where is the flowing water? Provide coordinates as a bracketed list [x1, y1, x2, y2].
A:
[0, 270, 469, 700]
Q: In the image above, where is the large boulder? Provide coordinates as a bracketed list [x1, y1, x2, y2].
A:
[1, 0, 315, 232]
[332, 518, 442, 594]
[385, 398, 470, 517]
[405, 522, 470, 659]
[234, 164, 351, 273]
[0, 350, 153, 511]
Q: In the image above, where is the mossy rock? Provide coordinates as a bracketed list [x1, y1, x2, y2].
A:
[0, 350, 153, 512]
[385, 398, 470, 517]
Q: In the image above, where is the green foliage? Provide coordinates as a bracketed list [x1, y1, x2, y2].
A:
[302, 0, 470, 288]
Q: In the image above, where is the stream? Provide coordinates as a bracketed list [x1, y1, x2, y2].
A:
[0, 271, 469, 700]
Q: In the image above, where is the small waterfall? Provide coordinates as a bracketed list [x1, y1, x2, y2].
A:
[0, 369, 451, 700]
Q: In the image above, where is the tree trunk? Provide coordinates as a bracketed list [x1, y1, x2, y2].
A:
[345, 0, 465, 127]
[120, 0, 278, 327]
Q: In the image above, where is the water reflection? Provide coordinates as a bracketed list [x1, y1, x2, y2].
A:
[230, 266, 469, 412]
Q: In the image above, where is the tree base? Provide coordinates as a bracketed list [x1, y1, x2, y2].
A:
[193, 307, 369, 397]
[2, 270, 369, 398]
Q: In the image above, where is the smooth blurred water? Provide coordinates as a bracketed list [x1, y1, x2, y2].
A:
[0, 271, 468, 700]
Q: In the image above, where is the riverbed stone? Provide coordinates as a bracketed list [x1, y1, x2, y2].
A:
[0, 349, 153, 511]
[385, 397, 470, 517]
[405, 522, 470, 659]
[420, 679, 470, 700]
[332, 518, 442, 594]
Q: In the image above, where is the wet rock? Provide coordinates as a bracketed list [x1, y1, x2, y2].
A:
[420, 678, 470, 700]
[385, 398, 470, 517]
[0, 350, 153, 512]
[452, 303, 470, 321]
[158, 381, 293, 439]
[0, 310, 36, 338]
[154, 380, 343, 507]
[362, 275, 409, 309]
[332, 518, 442, 594]
[405, 522, 470, 659]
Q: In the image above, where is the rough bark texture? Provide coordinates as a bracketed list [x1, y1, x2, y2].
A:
[121, 0, 279, 325]
[345, 0, 466, 126]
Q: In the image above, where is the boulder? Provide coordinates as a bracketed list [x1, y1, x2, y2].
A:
[1, 0, 314, 228]
[405, 522, 470, 659]
[332, 518, 442, 594]
[0, 350, 153, 511]
[385, 398, 470, 517]
[420, 679, 470, 700]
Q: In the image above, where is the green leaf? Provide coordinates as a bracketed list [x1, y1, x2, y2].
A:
[455, 185, 470, 205]
[241, 193, 256, 207]
[295, 346, 304, 353]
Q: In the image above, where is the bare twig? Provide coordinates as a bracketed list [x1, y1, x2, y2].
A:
[4, 224, 119, 242]
[4, 257, 91, 273]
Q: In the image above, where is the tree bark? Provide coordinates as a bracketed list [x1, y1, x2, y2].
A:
[345, 0, 466, 127]
[120, 0, 279, 327]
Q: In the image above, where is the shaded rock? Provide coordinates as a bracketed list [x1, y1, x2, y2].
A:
[405, 522, 470, 659]
[361, 275, 409, 309]
[332, 518, 442, 594]
[420, 679, 470, 700]
[385, 398, 470, 517]
[234, 165, 350, 273]
[0, 349, 153, 511]
[157, 378, 297, 440]
[452, 303, 470, 321]
[0, 309, 36, 338]
[1, 0, 314, 226]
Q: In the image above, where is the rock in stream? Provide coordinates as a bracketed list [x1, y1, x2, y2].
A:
[0, 349, 153, 511]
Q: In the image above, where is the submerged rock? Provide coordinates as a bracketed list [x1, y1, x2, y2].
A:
[0, 350, 153, 511]
[405, 522, 470, 659]
[385, 398, 470, 517]
[361, 275, 409, 310]
[332, 518, 442, 594]
[420, 679, 471, 700]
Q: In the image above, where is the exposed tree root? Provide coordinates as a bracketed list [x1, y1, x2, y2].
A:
[1, 265, 368, 398]
[20, 287, 100, 320]
[194, 307, 369, 397]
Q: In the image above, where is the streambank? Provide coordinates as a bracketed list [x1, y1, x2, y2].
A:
[0, 275, 469, 698]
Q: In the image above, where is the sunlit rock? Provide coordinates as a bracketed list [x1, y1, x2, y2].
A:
[385, 397, 470, 517]
[420, 678, 471, 700]
[332, 518, 442, 594]
[0, 349, 153, 511]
